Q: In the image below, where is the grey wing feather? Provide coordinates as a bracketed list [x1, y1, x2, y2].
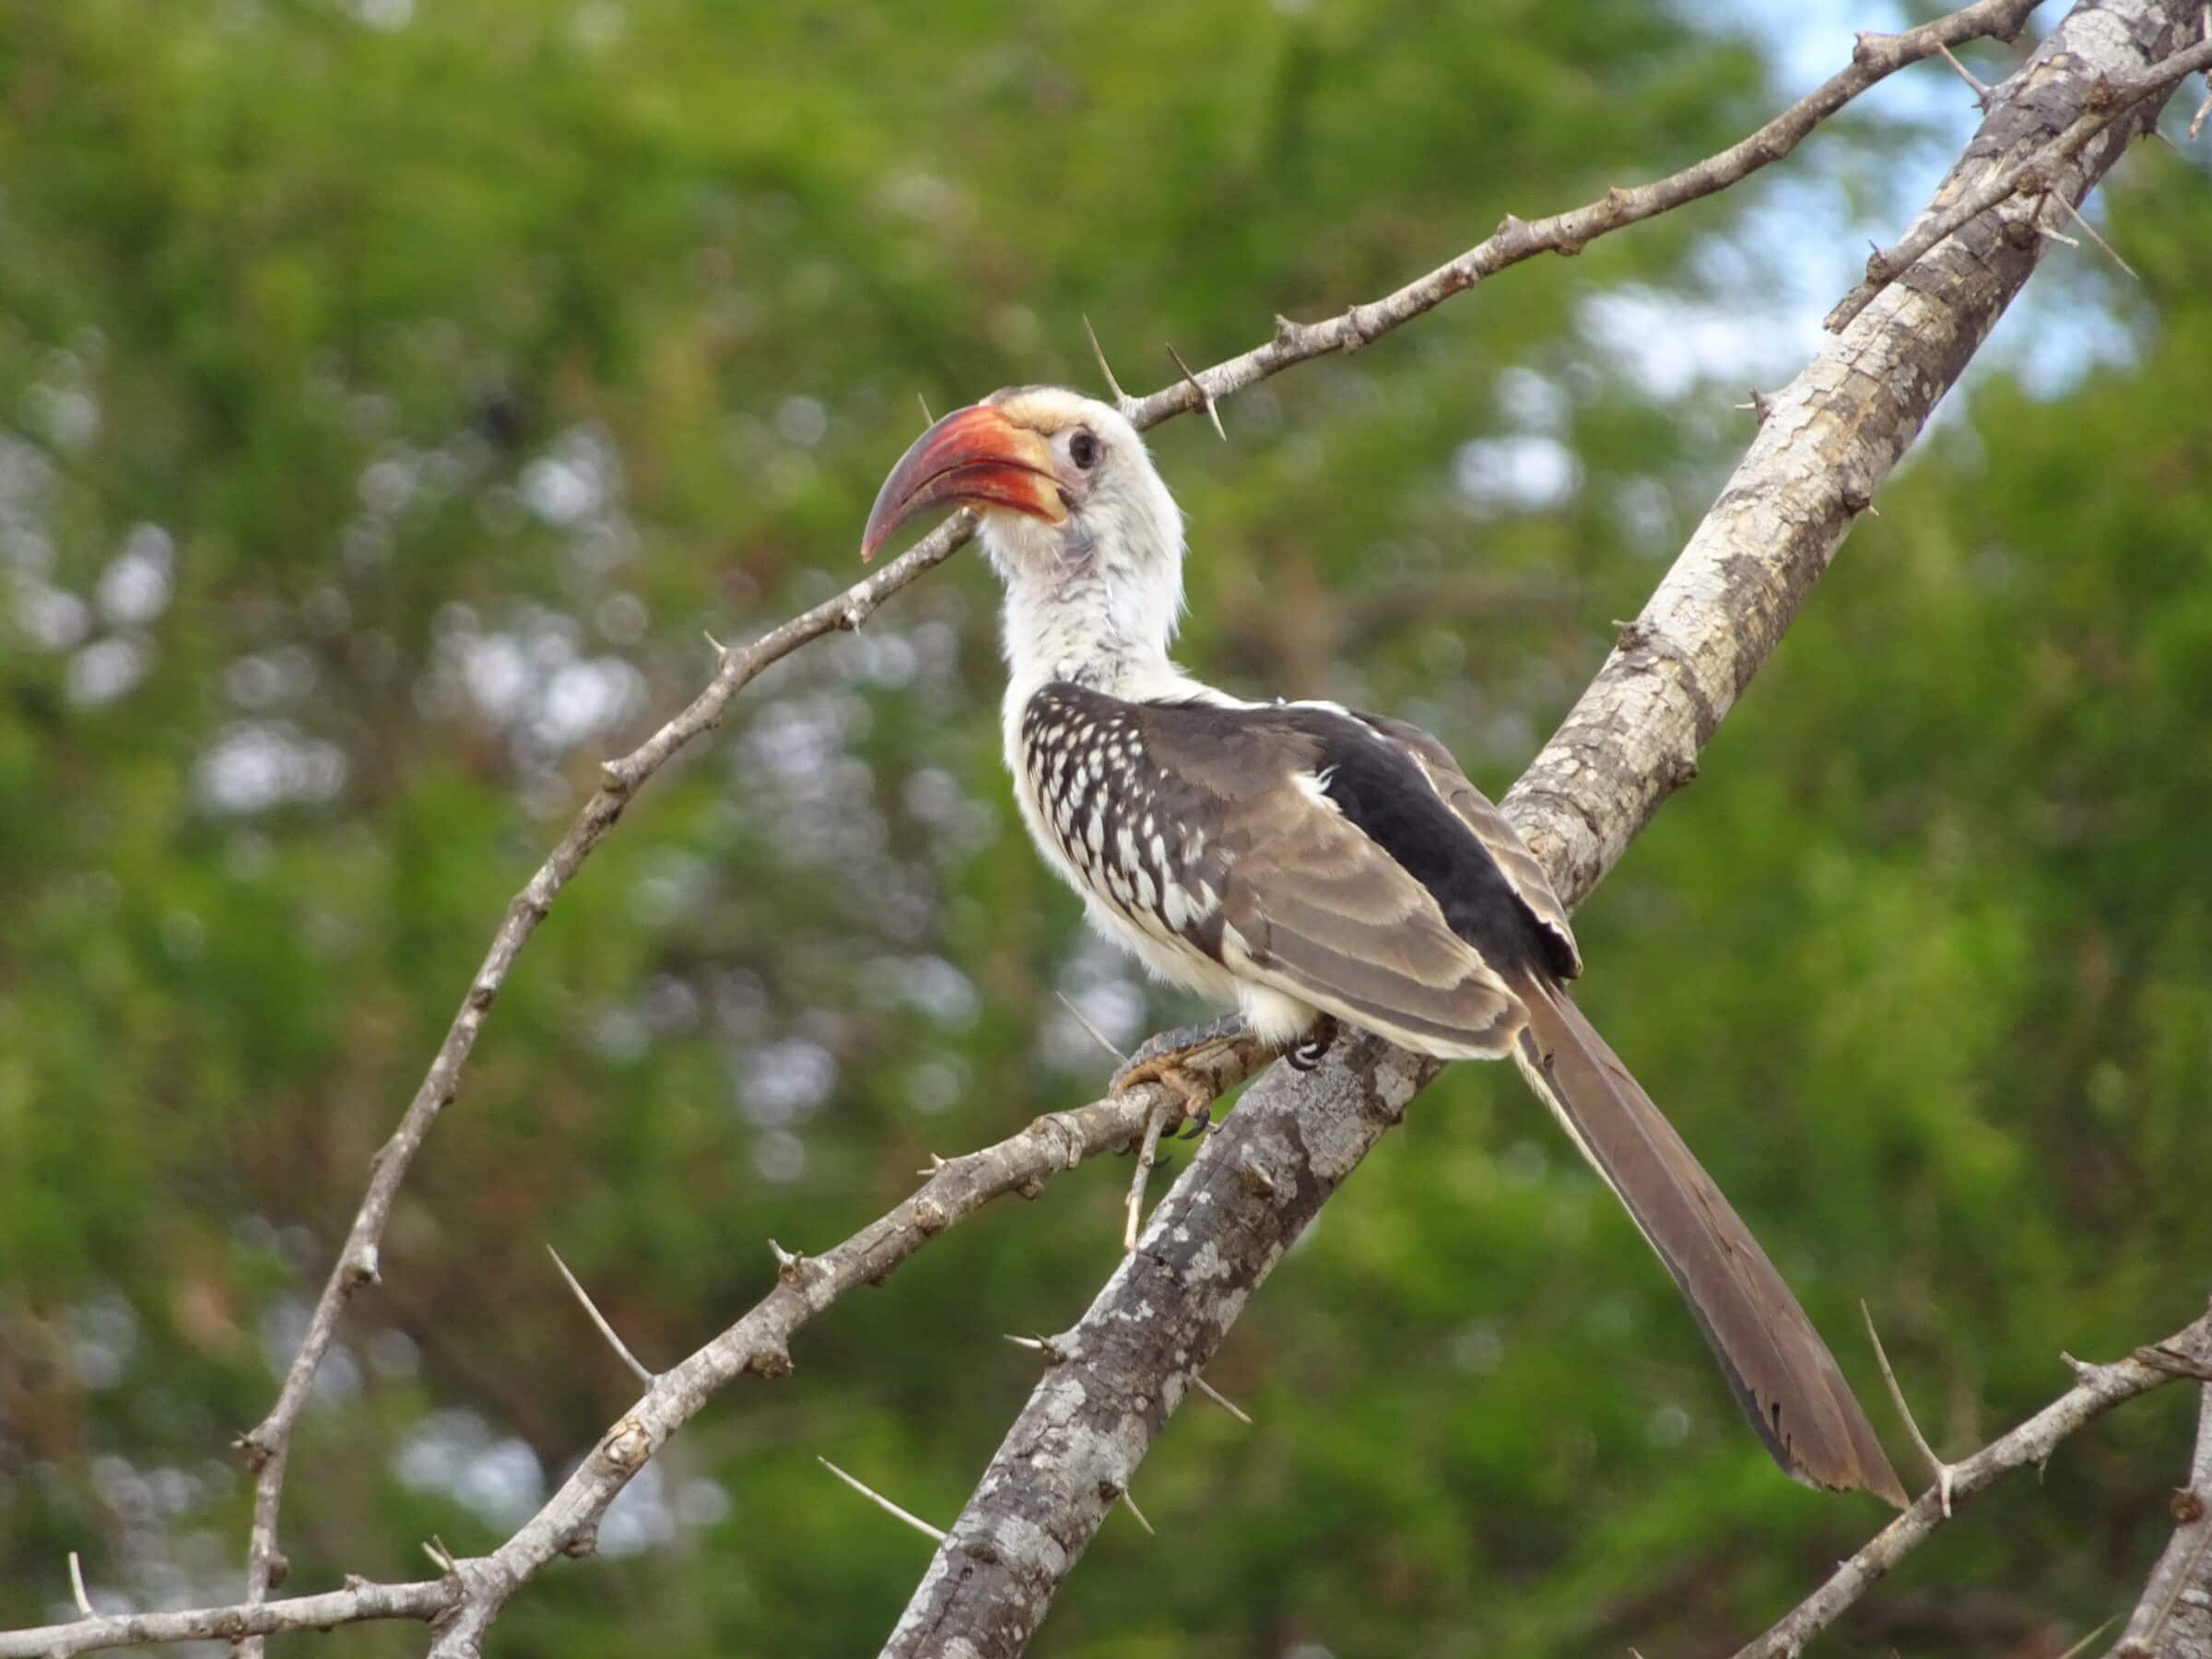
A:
[1132, 706, 1524, 1057]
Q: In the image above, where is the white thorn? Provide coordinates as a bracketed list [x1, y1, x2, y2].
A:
[547, 1243, 656, 1387]
[1124, 1095, 1172, 1253]
[1862, 1300, 1955, 1517]
[1082, 313, 1130, 409]
[68, 1551, 93, 1618]
[1055, 991, 1127, 1062]
[2048, 192, 2136, 280]
[817, 1456, 948, 1543]
[1166, 342, 1226, 441]
[1192, 1374, 1253, 1426]
[1119, 1488, 1155, 1535]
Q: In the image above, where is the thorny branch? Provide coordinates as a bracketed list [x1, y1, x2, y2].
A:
[1825, 32, 2212, 328]
[186, 0, 2053, 1644]
[1731, 1312, 2212, 1659]
[9, 0, 2202, 1653]
[0, 1042, 1266, 1659]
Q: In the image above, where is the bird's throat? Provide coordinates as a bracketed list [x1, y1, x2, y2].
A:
[999, 572, 1178, 701]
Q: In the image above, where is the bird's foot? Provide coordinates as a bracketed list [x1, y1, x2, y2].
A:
[1110, 1013, 1250, 1138]
[1285, 1015, 1340, 1073]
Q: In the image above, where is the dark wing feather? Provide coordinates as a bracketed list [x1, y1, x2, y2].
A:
[1124, 697, 1524, 1057]
[1352, 710, 1581, 979]
[1121, 688, 1903, 1505]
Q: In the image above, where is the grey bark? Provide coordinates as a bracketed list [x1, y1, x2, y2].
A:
[884, 2, 2204, 1653]
[2112, 1382, 2212, 1658]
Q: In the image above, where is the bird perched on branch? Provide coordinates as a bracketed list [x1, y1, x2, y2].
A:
[859, 385, 1905, 1507]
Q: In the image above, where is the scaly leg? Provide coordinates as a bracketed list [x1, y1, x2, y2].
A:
[1110, 1012, 1249, 1138]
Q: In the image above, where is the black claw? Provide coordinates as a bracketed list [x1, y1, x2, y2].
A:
[1175, 1106, 1212, 1139]
[1286, 1016, 1340, 1073]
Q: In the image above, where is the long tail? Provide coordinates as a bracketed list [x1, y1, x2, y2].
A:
[1508, 971, 1907, 1507]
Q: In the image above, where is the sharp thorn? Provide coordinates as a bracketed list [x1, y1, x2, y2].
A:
[547, 1243, 656, 1387]
[1055, 991, 1128, 1062]
[1165, 342, 1226, 441]
[1119, 1488, 1155, 1535]
[817, 1456, 949, 1543]
[1193, 1374, 1253, 1426]
[1082, 313, 1130, 408]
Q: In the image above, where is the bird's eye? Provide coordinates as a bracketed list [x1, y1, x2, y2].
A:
[1068, 429, 1099, 470]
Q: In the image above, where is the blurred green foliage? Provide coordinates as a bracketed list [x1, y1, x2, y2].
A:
[3, 1, 2209, 1654]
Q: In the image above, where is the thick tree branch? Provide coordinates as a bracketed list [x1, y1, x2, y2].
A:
[881, 1, 2201, 1653]
[1733, 1311, 2212, 1659]
[201, 0, 2048, 1641]
[2112, 1379, 2212, 1657]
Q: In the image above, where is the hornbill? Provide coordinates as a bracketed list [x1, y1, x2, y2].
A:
[860, 385, 1905, 1506]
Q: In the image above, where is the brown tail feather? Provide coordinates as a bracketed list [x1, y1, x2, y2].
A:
[1508, 971, 1906, 1507]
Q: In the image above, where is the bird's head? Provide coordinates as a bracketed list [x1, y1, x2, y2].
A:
[860, 386, 1184, 618]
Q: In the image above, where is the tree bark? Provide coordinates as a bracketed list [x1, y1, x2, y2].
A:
[2112, 1382, 2212, 1658]
[882, 2, 2201, 1652]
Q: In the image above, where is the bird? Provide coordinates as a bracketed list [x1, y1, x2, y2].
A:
[858, 383, 1906, 1507]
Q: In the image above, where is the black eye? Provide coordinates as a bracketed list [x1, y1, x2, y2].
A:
[1068, 429, 1098, 469]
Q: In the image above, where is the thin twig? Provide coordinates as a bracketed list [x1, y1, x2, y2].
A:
[1122, 0, 2049, 430]
[1730, 1309, 2212, 1659]
[0, 1581, 456, 1659]
[818, 1459, 949, 1544]
[547, 1245, 657, 1388]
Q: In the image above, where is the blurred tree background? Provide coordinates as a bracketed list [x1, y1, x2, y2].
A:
[3, 0, 2209, 1653]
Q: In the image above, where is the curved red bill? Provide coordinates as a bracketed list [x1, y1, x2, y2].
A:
[860, 403, 1067, 561]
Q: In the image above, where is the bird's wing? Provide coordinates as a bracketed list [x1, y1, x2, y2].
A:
[1348, 709, 1581, 978]
[1116, 688, 1905, 1505]
[1119, 694, 1535, 1058]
